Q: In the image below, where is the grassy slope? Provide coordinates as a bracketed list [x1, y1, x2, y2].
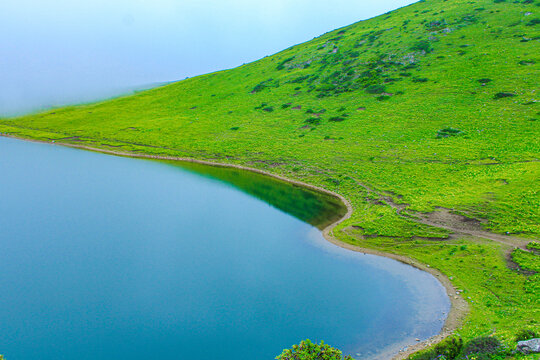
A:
[1, 0, 539, 357]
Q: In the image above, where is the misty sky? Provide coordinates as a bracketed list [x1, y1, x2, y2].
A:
[0, 0, 416, 116]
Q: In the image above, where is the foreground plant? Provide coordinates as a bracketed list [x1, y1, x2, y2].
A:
[276, 339, 353, 360]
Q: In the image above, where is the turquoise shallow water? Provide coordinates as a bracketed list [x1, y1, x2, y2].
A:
[0, 137, 449, 360]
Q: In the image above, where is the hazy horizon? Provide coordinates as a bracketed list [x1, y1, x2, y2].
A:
[1, 0, 416, 116]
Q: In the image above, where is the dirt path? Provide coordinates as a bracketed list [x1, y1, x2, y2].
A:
[347, 176, 535, 250]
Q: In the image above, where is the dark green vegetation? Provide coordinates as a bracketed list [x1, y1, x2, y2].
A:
[0, 0, 538, 358]
[411, 335, 507, 360]
[167, 161, 347, 229]
[276, 340, 353, 360]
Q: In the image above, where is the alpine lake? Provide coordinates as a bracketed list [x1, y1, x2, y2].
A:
[0, 137, 449, 360]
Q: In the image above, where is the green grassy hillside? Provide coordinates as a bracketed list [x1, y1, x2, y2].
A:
[1, 0, 539, 358]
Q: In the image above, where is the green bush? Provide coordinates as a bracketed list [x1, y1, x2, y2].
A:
[305, 117, 321, 125]
[411, 40, 433, 53]
[434, 337, 463, 359]
[291, 75, 310, 84]
[277, 57, 295, 70]
[494, 92, 516, 99]
[408, 349, 437, 360]
[329, 116, 345, 122]
[365, 84, 386, 94]
[463, 336, 501, 356]
[436, 127, 464, 138]
[516, 329, 538, 341]
[425, 19, 447, 31]
[252, 83, 267, 93]
[408, 337, 462, 360]
[252, 79, 279, 93]
[276, 339, 352, 360]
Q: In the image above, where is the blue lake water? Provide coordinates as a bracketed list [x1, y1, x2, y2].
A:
[0, 137, 449, 360]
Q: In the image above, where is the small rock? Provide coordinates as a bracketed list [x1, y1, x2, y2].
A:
[517, 338, 540, 354]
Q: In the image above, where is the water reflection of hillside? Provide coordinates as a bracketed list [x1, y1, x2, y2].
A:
[167, 161, 347, 230]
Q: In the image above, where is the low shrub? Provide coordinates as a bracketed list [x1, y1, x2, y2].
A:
[518, 60, 536, 66]
[252, 79, 279, 93]
[229, 127, 239, 131]
[305, 118, 320, 125]
[494, 92, 516, 99]
[262, 106, 274, 112]
[365, 84, 386, 94]
[252, 83, 267, 93]
[281, 103, 292, 109]
[463, 336, 501, 357]
[277, 57, 294, 70]
[408, 349, 437, 360]
[290, 75, 310, 84]
[425, 19, 448, 31]
[436, 127, 464, 138]
[516, 329, 538, 341]
[411, 40, 433, 53]
[408, 338, 466, 360]
[434, 337, 463, 359]
[413, 77, 429, 83]
[329, 116, 345, 122]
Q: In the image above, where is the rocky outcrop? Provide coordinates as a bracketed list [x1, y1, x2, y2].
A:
[517, 339, 540, 354]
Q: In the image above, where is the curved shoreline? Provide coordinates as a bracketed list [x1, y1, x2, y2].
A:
[1, 133, 468, 359]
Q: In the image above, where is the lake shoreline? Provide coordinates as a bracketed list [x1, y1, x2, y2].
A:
[0, 133, 468, 359]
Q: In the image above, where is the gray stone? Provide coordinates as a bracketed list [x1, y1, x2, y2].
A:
[517, 338, 540, 354]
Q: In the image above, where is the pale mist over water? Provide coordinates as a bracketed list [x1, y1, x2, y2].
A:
[0, 0, 416, 116]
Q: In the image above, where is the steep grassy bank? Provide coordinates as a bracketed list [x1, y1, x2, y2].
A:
[1, 0, 538, 357]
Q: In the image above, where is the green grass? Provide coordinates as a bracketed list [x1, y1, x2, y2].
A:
[1, 0, 538, 357]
